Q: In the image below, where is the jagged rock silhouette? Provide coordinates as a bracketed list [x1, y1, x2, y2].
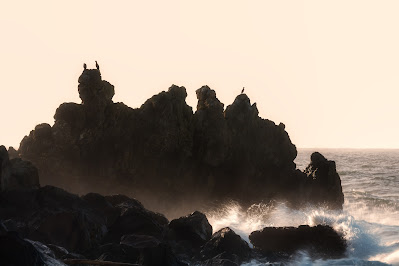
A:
[16, 66, 344, 213]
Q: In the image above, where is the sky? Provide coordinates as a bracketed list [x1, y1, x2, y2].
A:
[1, 1, 399, 149]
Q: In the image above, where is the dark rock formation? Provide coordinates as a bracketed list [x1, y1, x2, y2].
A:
[200, 227, 251, 264]
[0, 145, 39, 191]
[168, 211, 212, 246]
[0, 176, 347, 265]
[303, 152, 344, 209]
[200, 252, 240, 266]
[103, 199, 168, 243]
[0, 186, 107, 253]
[16, 66, 344, 212]
[0, 232, 46, 266]
[249, 225, 346, 259]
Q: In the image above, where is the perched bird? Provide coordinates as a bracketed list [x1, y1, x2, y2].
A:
[83, 63, 87, 70]
[95, 61, 100, 71]
[241, 87, 245, 94]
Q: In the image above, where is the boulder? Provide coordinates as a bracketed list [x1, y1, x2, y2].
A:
[168, 211, 213, 246]
[249, 225, 346, 259]
[104, 196, 169, 243]
[81, 193, 120, 226]
[200, 227, 251, 263]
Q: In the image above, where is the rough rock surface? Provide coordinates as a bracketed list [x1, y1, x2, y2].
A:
[249, 224, 346, 259]
[303, 152, 344, 209]
[0, 186, 108, 253]
[200, 227, 251, 264]
[0, 171, 347, 265]
[0, 145, 40, 191]
[168, 211, 212, 246]
[16, 66, 344, 211]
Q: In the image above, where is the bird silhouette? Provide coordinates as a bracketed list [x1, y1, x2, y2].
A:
[83, 63, 87, 70]
[95, 61, 100, 71]
[241, 87, 245, 94]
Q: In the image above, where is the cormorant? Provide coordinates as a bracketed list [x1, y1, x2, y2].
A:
[241, 87, 245, 94]
[83, 63, 87, 70]
[95, 61, 100, 71]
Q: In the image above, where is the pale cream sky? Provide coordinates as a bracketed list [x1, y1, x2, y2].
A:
[1, 1, 399, 149]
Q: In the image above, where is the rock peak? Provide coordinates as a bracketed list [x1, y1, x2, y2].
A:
[78, 68, 114, 107]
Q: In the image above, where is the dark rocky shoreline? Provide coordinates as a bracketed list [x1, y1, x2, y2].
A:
[1, 65, 347, 265]
[0, 164, 346, 265]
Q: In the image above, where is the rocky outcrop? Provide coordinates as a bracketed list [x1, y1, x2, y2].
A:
[1, 182, 347, 265]
[0, 145, 40, 191]
[303, 152, 344, 209]
[16, 66, 344, 211]
[249, 225, 346, 259]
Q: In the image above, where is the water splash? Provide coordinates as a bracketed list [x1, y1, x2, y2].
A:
[206, 201, 399, 265]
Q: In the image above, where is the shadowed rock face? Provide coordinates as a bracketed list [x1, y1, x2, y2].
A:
[0, 145, 39, 191]
[249, 225, 346, 259]
[16, 67, 344, 213]
[303, 152, 344, 209]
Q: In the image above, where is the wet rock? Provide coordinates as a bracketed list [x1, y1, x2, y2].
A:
[94, 243, 140, 264]
[0, 232, 45, 266]
[200, 227, 251, 263]
[200, 252, 240, 266]
[168, 211, 213, 246]
[26, 239, 67, 265]
[96, 235, 186, 266]
[47, 244, 85, 260]
[249, 225, 346, 259]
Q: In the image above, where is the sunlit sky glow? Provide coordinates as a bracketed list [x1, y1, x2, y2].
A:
[1, 1, 399, 149]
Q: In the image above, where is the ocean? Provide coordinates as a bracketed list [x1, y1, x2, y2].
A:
[206, 149, 399, 265]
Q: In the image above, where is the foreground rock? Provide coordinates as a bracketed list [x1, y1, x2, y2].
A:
[249, 225, 346, 259]
[200, 227, 251, 264]
[15, 65, 344, 212]
[168, 211, 212, 246]
[0, 186, 107, 252]
[0, 154, 347, 265]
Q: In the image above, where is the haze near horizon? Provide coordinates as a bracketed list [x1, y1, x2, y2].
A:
[1, 1, 399, 149]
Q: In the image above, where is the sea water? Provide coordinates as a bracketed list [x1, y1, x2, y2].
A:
[206, 149, 399, 265]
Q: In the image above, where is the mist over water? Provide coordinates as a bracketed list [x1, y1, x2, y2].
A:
[205, 149, 399, 265]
